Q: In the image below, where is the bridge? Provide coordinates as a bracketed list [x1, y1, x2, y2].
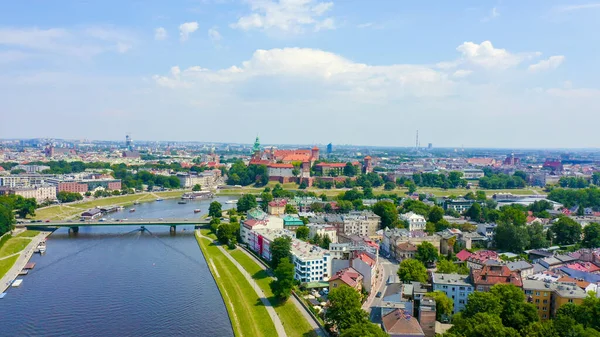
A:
[18, 218, 211, 233]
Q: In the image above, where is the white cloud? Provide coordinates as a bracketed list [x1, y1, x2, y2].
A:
[179, 22, 199, 41]
[452, 69, 473, 78]
[456, 41, 540, 69]
[357, 23, 373, 28]
[546, 87, 600, 98]
[208, 27, 222, 41]
[0, 26, 135, 58]
[231, 0, 335, 34]
[528, 55, 565, 72]
[481, 7, 500, 22]
[0, 50, 30, 64]
[555, 3, 600, 12]
[155, 27, 167, 40]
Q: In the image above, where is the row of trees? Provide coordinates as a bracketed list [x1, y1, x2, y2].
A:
[479, 173, 527, 189]
[408, 172, 468, 189]
[57, 191, 83, 203]
[0, 195, 38, 235]
[559, 177, 590, 189]
[548, 187, 600, 209]
[227, 161, 269, 186]
[114, 169, 181, 190]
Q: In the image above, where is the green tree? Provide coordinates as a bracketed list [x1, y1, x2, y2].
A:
[337, 200, 353, 213]
[237, 194, 258, 212]
[216, 223, 236, 245]
[271, 257, 295, 300]
[192, 184, 202, 191]
[552, 216, 582, 245]
[489, 284, 539, 331]
[405, 181, 417, 194]
[498, 206, 527, 226]
[463, 291, 502, 318]
[447, 313, 520, 337]
[284, 204, 298, 214]
[340, 322, 388, 337]
[324, 203, 333, 213]
[325, 285, 368, 332]
[321, 234, 331, 249]
[397, 258, 427, 283]
[14, 197, 37, 218]
[0, 202, 15, 236]
[521, 321, 560, 337]
[436, 259, 458, 274]
[343, 162, 358, 177]
[372, 201, 398, 229]
[583, 223, 600, 248]
[259, 191, 274, 211]
[527, 223, 550, 249]
[494, 223, 530, 253]
[292, 168, 300, 177]
[296, 226, 310, 240]
[270, 236, 292, 269]
[428, 206, 445, 223]
[465, 203, 482, 222]
[384, 181, 396, 191]
[415, 241, 439, 265]
[209, 217, 221, 233]
[57, 191, 83, 203]
[208, 201, 222, 218]
[426, 290, 454, 321]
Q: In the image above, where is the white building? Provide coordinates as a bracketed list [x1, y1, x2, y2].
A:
[247, 228, 332, 282]
[14, 164, 51, 173]
[177, 171, 221, 189]
[240, 213, 284, 245]
[431, 273, 475, 314]
[307, 224, 338, 243]
[462, 169, 484, 180]
[342, 211, 381, 237]
[267, 163, 295, 178]
[0, 185, 57, 202]
[400, 212, 427, 231]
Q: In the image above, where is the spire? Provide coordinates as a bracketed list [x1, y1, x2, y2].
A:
[252, 135, 261, 153]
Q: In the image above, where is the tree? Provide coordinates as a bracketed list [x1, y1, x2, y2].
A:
[271, 257, 295, 300]
[426, 290, 454, 321]
[552, 217, 582, 245]
[216, 223, 236, 245]
[428, 206, 445, 223]
[465, 203, 482, 222]
[436, 259, 458, 274]
[340, 322, 388, 337]
[284, 204, 298, 214]
[405, 181, 417, 194]
[0, 202, 16, 236]
[14, 197, 37, 219]
[447, 313, 520, 337]
[498, 206, 527, 227]
[209, 218, 221, 233]
[415, 241, 439, 265]
[372, 201, 398, 229]
[292, 168, 300, 177]
[310, 202, 324, 212]
[583, 223, 600, 248]
[463, 291, 502, 318]
[324, 203, 333, 213]
[237, 194, 258, 212]
[208, 201, 222, 218]
[321, 234, 331, 249]
[270, 236, 292, 269]
[343, 162, 358, 177]
[296, 226, 310, 240]
[397, 259, 427, 283]
[384, 181, 396, 191]
[494, 223, 530, 253]
[337, 200, 353, 213]
[57, 191, 83, 203]
[325, 285, 368, 332]
[490, 284, 539, 331]
[521, 321, 559, 337]
[192, 184, 202, 191]
[259, 191, 273, 211]
[528, 223, 550, 249]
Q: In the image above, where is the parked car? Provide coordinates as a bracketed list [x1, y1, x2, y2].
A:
[376, 291, 382, 298]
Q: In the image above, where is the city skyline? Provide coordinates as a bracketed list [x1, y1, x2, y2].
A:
[1, 1, 599, 148]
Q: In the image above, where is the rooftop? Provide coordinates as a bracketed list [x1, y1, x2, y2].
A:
[329, 267, 363, 288]
[431, 273, 472, 287]
[382, 309, 424, 336]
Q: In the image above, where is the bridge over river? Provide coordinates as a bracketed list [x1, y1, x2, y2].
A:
[17, 218, 211, 233]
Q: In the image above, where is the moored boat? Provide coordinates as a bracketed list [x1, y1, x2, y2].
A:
[129, 208, 136, 212]
[194, 209, 201, 213]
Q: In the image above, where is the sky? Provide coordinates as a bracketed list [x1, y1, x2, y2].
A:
[0, 0, 599, 149]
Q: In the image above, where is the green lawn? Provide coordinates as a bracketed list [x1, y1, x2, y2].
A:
[16, 230, 40, 238]
[229, 249, 319, 337]
[0, 238, 31, 258]
[199, 228, 217, 240]
[0, 255, 19, 279]
[195, 232, 277, 337]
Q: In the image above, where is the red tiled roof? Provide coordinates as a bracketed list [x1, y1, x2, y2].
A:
[382, 309, 424, 336]
[315, 162, 346, 168]
[0, 167, 4, 171]
[558, 276, 591, 290]
[249, 159, 272, 166]
[354, 252, 376, 267]
[268, 199, 287, 207]
[397, 242, 418, 252]
[472, 265, 523, 287]
[268, 163, 294, 168]
[364, 156, 372, 160]
[456, 249, 472, 261]
[329, 267, 363, 288]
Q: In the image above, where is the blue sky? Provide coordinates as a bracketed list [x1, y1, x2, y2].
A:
[1, 0, 599, 148]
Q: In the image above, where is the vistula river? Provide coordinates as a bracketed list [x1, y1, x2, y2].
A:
[0, 196, 237, 337]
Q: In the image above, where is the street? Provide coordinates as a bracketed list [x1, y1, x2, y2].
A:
[363, 255, 399, 312]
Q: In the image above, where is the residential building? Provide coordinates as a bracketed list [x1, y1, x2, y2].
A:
[307, 224, 338, 243]
[400, 212, 427, 231]
[13, 164, 50, 173]
[342, 211, 381, 237]
[466, 250, 500, 270]
[522, 279, 553, 320]
[382, 228, 441, 260]
[381, 309, 425, 337]
[0, 184, 57, 202]
[551, 281, 587, 317]
[290, 197, 320, 213]
[282, 215, 304, 230]
[419, 297, 437, 337]
[444, 199, 482, 213]
[328, 267, 363, 292]
[396, 242, 418, 260]
[507, 261, 534, 279]
[462, 169, 484, 180]
[0, 174, 48, 187]
[477, 223, 497, 239]
[351, 251, 377, 292]
[471, 264, 523, 292]
[431, 273, 475, 314]
[267, 199, 287, 215]
[56, 179, 122, 193]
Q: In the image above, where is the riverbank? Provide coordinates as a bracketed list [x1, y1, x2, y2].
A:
[194, 230, 279, 337]
[0, 231, 52, 293]
[33, 190, 191, 220]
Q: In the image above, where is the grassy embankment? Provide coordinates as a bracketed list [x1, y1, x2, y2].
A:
[33, 190, 190, 220]
[16, 230, 40, 238]
[195, 230, 277, 337]
[228, 249, 319, 337]
[0, 238, 31, 259]
[0, 255, 19, 280]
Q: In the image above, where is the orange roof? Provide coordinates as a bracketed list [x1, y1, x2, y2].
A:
[382, 309, 424, 336]
[354, 252, 376, 267]
[364, 156, 372, 160]
[268, 163, 294, 168]
[312, 146, 319, 150]
[557, 276, 591, 289]
[315, 162, 346, 168]
[472, 265, 522, 287]
[329, 267, 363, 288]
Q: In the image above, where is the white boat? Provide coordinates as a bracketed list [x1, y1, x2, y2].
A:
[225, 200, 237, 204]
[156, 198, 163, 202]
[39, 246, 46, 254]
[12, 279, 23, 287]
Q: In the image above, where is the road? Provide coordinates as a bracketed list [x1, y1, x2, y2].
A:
[364, 255, 399, 311]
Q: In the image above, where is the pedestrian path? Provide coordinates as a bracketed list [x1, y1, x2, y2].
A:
[1, 232, 51, 293]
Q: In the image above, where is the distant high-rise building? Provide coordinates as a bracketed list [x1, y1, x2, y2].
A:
[327, 143, 333, 154]
[428, 143, 432, 150]
[125, 134, 133, 150]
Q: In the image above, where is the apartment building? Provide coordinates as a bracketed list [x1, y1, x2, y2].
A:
[307, 223, 338, 243]
[523, 279, 588, 320]
[0, 184, 57, 202]
[431, 273, 475, 314]
[400, 212, 427, 231]
[342, 211, 381, 237]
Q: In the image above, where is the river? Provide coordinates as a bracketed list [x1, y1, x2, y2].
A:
[0, 196, 237, 337]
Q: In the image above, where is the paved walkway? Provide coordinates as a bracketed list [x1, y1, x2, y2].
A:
[1, 232, 51, 293]
[238, 247, 328, 337]
[197, 233, 287, 337]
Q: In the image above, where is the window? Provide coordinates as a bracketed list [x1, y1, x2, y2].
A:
[452, 287, 455, 292]
[568, 299, 574, 303]
[459, 287, 465, 291]
[525, 290, 533, 295]
[543, 300, 548, 304]
[443, 285, 448, 289]
[543, 307, 547, 311]
[459, 299, 465, 304]
[535, 291, 540, 296]
[535, 299, 540, 303]
[460, 292, 465, 297]
[544, 292, 548, 297]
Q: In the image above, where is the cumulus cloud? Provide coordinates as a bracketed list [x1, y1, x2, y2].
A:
[208, 27, 222, 42]
[231, 0, 335, 34]
[528, 55, 565, 72]
[452, 69, 473, 78]
[456, 41, 540, 69]
[155, 27, 167, 40]
[179, 22, 199, 41]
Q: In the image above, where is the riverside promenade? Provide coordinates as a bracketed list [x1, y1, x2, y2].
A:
[1, 232, 52, 293]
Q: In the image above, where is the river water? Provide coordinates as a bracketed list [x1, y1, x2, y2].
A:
[0, 196, 237, 337]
